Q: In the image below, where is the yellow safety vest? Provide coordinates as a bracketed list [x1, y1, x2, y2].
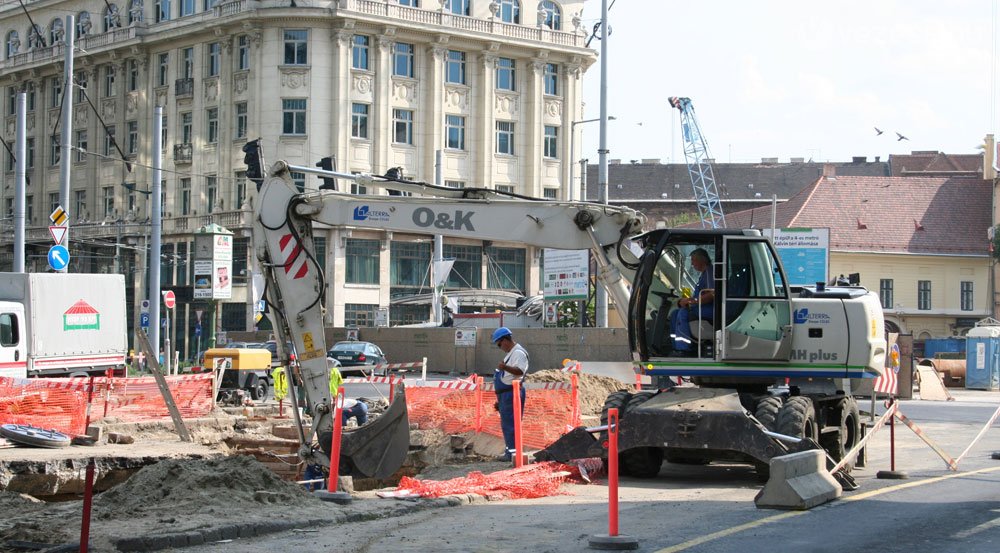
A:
[329, 364, 343, 397]
[271, 367, 288, 401]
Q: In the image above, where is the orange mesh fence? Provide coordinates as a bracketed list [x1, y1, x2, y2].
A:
[405, 378, 577, 450]
[395, 461, 575, 500]
[0, 374, 214, 435]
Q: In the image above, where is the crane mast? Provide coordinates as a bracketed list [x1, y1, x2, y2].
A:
[668, 96, 726, 229]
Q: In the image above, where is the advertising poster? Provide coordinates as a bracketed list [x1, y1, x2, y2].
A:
[214, 260, 232, 299]
[543, 249, 590, 301]
[762, 228, 830, 287]
[193, 260, 213, 299]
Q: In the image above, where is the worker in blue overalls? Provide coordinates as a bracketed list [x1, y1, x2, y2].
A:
[492, 327, 529, 462]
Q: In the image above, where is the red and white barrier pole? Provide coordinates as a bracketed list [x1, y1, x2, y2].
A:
[474, 376, 484, 432]
[571, 373, 580, 427]
[513, 379, 524, 467]
[103, 369, 112, 418]
[83, 376, 96, 433]
[278, 398, 284, 418]
[876, 397, 908, 479]
[79, 459, 95, 553]
[634, 371, 642, 391]
[589, 408, 638, 549]
[388, 376, 396, 404]
[328, 386, 345, 493]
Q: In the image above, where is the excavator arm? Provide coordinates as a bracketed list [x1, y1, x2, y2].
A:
[252, 160, 646, 478]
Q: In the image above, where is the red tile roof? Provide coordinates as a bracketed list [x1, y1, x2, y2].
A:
[723, 176, 992, 255]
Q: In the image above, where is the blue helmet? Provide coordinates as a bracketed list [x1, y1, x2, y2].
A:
[491, 327, 512, 344]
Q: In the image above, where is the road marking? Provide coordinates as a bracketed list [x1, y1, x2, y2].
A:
[953, 510, 1000, 539]
[654, 466, 1000, 553]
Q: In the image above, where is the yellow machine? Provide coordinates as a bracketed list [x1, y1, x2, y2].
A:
[203, 348, 272, 401]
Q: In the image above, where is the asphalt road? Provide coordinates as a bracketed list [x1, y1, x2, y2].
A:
[207, 387, 1000, 553]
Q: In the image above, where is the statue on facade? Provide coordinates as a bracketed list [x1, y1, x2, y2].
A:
[79, 12, 92, 37]
[27, 25, 42, 49]
[129, 0, 144, 25]
[108, 4, 122, 29]
[51, 19, 65, 44]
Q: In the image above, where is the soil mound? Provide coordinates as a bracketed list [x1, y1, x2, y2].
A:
[94, 454, 314, 520]
[526, 369, 628, 415]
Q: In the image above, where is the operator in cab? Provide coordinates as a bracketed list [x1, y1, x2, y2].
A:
[670, 248, 715, 356]
[492, 327, 529, 463]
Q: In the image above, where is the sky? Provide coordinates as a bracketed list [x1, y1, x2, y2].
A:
[580, 0, 995, 164]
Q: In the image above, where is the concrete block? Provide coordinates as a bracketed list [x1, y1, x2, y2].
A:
[754, 449, 842, 510]
[219, 525, 238, 540]
[200, 528, 222, 543]
[85, 425, 102, 441]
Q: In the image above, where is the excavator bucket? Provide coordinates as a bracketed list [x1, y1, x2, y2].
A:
[319, 386, 410, 479]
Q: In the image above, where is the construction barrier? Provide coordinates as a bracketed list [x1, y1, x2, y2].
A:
[0, 374, 214, 436]
[404, 377, 577, 450]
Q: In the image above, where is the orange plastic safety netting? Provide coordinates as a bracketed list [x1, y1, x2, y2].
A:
[405, 379, 578, 450]
[0, 374, 214, 435]
[396, 461, 578, 500]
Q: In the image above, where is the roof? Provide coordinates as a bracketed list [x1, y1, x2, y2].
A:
[721, 176, 992, 256]
[888, 151, 983, 177]
[586, 160, 889, 202]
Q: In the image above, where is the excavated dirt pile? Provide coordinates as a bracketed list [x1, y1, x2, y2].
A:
[525, 369, 629, 416]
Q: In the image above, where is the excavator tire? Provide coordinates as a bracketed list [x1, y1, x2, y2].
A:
[600, 390, 631, 426]
[776, 396, 818, 441]
[823, 398, 860, 473]
[620, 392, 663, 477]
[754, 396, 783, 431]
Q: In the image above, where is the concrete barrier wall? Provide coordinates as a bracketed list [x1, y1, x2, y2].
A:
[227, 327, 633, 375]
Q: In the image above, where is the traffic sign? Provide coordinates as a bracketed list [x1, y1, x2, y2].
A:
[140, 312, 150, 328]
[48, 226, 66, 244]
[140, 299, 150, 312]
[163, 290, 176, 309]
[47, 245, 69, 271]
[194, 324, 202, 337]
[49, 206, 67, 226]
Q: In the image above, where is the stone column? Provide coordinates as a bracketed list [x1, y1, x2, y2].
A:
[333, 31, 353, 175]
[374, 35, 393, 176]
[424, 44, 445, 182]
[478, 53, 496, 188]
[524, 59, 545, 197]
[562, 62, 581, 201]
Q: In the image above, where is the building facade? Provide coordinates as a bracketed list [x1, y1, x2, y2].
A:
[0, 0, 594, 358]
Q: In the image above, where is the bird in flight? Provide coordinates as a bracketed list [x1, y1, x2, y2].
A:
[874, 127, 884, 136]
[896, 132, 909, 141]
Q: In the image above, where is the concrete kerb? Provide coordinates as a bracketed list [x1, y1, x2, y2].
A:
[112, 493, 493, 551]
[754, 449, 842, 510]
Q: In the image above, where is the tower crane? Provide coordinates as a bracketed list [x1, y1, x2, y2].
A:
[668, 96, 726, 229]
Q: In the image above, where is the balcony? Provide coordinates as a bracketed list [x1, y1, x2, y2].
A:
[173, 143, 193, 163]
[0, 26, 138, 71]
[175, 78, 194, 98]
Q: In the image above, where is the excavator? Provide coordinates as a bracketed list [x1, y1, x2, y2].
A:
[252, 158, 886, 482]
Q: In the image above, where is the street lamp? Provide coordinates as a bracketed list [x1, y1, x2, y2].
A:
[570, 116, 615, 202]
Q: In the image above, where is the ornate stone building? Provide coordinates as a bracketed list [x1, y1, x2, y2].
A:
[0, 0, 594, 357]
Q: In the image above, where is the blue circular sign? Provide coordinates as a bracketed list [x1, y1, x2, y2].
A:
[47, 245, 69, 271]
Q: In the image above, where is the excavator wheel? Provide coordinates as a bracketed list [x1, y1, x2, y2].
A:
[776, 396, 818, 441]
[753, 396, 783, 432]
[599, 390, 664, 478]
[822, 398, 861, 473]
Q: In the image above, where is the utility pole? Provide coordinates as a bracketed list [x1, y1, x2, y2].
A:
[596, 0, 610, 328]
[432, 150, 444, 324]
[13, 92, 25, 273]
[58, 15, 75, 272]
[149, 106, 163, 362]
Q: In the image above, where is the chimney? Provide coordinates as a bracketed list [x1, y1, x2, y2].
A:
[761, 157, 778, 164]
[641, 158, 661, 164]
[852, 156, 867, 163]
[790, 157, 804, 163]
[985, 134, 996, 180]
[822, 164, 836, 180]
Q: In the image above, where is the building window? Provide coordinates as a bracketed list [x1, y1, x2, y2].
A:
[444, 244, 482, 288]
[235, 170, 247, 208]
[235, 102, 247, 139]
[103, 126, 116, 156]
[446, 50, 466, 84]
[487, 246, 526, 293]
[496, 184, 515, 194]
[127, 59, 139, 91]
[207, 42, 220, 77]
[104, 65, 115, 97]
[393, 42, 414, 77]
[237, 35, 249, 70]
[161, 115, 168, 150]
[283, 30, 308, 65]
[543, 125, 558, 158]
[961, 281, 974, 311]
[345, 303, 378, 327]
[351, 103, 369, 139]
[180, 177, 191, 215]
[290, 171, 305, 193]
[206, 175, 217, 212]
[446, 0, 469, 15]
[50, 77, 62, 108]
[446, 115, 465, 150]
[49, 193, 59, 215]
[390, 241, 430, 287]
[157, 53, 169, 87]
[75, 130, 87, 162]
[181, 112, 192, 143]
[496, 121, 514, 155]
[181, 47, 194, 79]
[496, 57, 515, 91]
[879, 279, 893, 309]
[74, 190, 86, 219]
[49, 134, 60, 166]
[544, 63, 558, 95]
[543, 188, 558, 200]
[103, 186, 115, 217]
[397, 0, 418, 5]
[282, 99, 306, 135]
[352, 35, 370, 70]
[127, 188, 136, 213]
[498, 0, 520, 23]
[24, 195, 32, 223]
[25, 138, 33, 169]
[126, 120, 138, 154]
[540, 1, 561, 29]
[346, 238, 380, 284]
[445, 180, 465, 188]
[206, 107, 219, 143]
[393, 109, 413, 145]
[74, 71, 87, 104]
[918, 280, 931, 310]
[180, 0, 195, 16]
[5, 87, 13, 116]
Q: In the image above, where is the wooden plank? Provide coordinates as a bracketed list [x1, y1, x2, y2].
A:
[135, 328, 191, 442]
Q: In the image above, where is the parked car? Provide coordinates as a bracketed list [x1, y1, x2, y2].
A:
[263, 340, 295, 367]
[326, 341, 388, 375]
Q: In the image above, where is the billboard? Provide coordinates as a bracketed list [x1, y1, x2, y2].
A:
[543, 249, 589, 301]
[763, 228, 830, 287]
